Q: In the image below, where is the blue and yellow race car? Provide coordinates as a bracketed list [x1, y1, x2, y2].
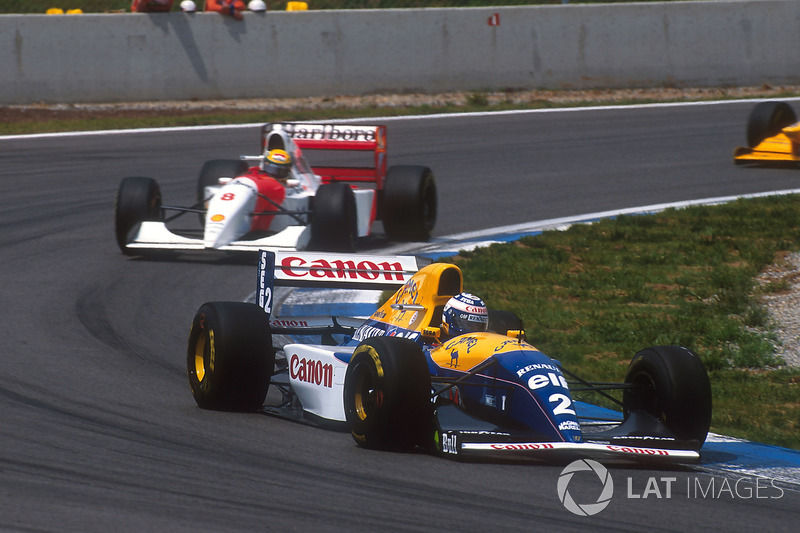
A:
[186, 251, 712, 463]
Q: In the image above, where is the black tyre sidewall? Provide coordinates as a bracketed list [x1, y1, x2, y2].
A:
[487, 309, 523, 335]
[623, 345, 712, 448]
[197, 159, 249, 202]
[197, 159, 249, 224]
[382, 165, 437, 242]
[344, 336, 432, 450]
[746, 101, 797, 148]
[187, 301, 274, 412]
[309, 183, 357, 252]
[114, 176, 162, 253]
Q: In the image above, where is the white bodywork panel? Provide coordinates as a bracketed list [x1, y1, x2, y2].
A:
[204, 178, 259, 249]
[282, 344, 355, 422]
[128, 221, 311, 252]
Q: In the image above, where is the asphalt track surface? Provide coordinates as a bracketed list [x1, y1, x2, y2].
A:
[2, 101, 800, 531]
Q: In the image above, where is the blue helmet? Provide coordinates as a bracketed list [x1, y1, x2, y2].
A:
[441, 292, 488, 338]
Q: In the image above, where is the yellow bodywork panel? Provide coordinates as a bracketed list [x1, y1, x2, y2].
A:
[428, 331, 539, 372]
[734, 128, 800, 163]
[372, 262, 463, 332]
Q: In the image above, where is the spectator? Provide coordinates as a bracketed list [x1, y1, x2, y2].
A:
[131, 0, 174, 11]
[205, 0, 247, 20]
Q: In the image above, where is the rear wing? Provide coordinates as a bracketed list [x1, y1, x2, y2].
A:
[261, 123, 387, 188]
[256, 250, 428, 318]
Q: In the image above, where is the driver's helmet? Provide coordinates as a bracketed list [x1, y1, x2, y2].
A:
[261, 148, 293, 179]
[441, 292, 489, 338]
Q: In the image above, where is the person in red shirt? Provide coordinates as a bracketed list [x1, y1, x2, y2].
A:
[205, 0, 247, 20]
[131, 0, 173, 11]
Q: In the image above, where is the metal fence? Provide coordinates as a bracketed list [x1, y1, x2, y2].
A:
[0, 0, 682, 14]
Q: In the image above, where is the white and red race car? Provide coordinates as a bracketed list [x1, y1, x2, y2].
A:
[114, 123, 437, 254]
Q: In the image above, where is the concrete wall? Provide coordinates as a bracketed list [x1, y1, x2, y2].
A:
[2, 1, 799, 105]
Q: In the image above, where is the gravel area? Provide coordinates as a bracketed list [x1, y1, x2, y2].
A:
[4, 83, 800, 123]
[756, 252, 800, 367]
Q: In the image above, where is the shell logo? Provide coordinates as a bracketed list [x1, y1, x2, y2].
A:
[210, 214, 225, 222]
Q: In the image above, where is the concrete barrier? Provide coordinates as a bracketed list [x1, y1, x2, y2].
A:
[2, 1, 800, 105]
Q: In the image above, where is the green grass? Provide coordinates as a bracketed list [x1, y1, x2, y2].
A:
[450, 196, 800, 449]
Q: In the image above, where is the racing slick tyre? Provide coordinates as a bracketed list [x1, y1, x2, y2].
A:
[623, 345, 712, 449]
[196, 159, 249, 224]
[309, 182, 357, 252]
[382, 165, 437, 242]
[488, 310, 524, 337]
[187, 302, 275, 412]
[344, 337, 432, 450]
[746, 101, 797, 148]
[114, 176, 163, 255]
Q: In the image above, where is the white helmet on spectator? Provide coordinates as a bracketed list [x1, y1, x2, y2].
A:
[248, 0, 267, 11]
[180, 0, 197, 11]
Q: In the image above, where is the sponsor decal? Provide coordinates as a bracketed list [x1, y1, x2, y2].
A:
[441, 432, 459, 455]
[352, 324, 387, 342]
[528, 372, 569, 391]
[516, 362, 561, 377]
[491, 443, 555, 450]
[285, 124, 378, 142]
[270, 319, 310, 328]
[606, 445, 668, 456]
[458, 430, 512, 436]
[558, 420, 581, 432]
[290, 354, 333, 388]
[279, 256, 406, 282]
[210, 214, 225, 222]
[353, 323, 419, 342]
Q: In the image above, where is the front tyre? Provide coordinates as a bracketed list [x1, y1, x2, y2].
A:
[197, 159, 249, 224]
[382, 165, 437, 242]
[187, 302, 275, 412]
[623, 345, 711, 449]
[344, 337, 432, 450]
[746, 101, 797, 148]
[114, 176, 163, 254]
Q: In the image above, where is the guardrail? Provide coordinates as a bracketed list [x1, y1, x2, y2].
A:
[2, 1, 799, 105]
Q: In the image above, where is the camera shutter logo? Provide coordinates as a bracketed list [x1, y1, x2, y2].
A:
[557, 459, 614, 516]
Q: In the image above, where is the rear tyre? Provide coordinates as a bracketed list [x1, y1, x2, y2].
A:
[382, 165, 437, 242]
[623, 345, 711, 449]
[114, 176, 163, 254]
[187, 302, 275, 412]
[746, 101, 797, 148]
[309, 183, 357, 252]
[197, 159, 249, 224]
[344, 337, 432, 450]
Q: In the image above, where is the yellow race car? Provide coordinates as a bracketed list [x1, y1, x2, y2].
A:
[734, 101, 800, 164]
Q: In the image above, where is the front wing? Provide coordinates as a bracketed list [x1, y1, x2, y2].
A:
[437, 430, 700, 463]
[126, 221, 310, 252]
